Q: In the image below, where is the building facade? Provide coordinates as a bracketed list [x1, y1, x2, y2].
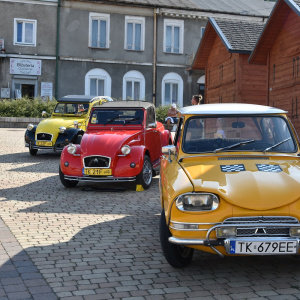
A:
[0, 0, 274, 107]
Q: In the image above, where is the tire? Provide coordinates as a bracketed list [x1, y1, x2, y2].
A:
[29, 143, 38, 156]
[159, 210, 194, 268]
[136, 155, 152, 189]
[74, 134, 83, 144]
[59, 166, 78, 188]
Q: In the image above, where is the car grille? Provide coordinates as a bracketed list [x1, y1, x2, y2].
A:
[37, 133, 52, 141]
[223, 216, 299, 238]
[84, 156, 110, 168]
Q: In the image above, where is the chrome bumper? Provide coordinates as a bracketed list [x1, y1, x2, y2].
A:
[25, 143, 63, 151]
[64, 175, 136, 183]
[169, 222, 300, 257]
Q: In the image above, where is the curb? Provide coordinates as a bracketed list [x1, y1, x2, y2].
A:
[0, 117, 43, 128]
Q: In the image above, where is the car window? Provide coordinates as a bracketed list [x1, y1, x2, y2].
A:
[90, 109, 144, 125]
[182, 116, 297, 153]
[54, 103, 89, 115]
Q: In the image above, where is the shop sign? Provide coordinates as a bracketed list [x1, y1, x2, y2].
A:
[41, 82, 53, 100]
[10, 58, 41, 75]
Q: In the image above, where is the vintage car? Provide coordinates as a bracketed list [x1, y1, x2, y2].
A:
[160, 103, 300, 268]
[59, 100, 172, 189]
[24, 95, 113, 155]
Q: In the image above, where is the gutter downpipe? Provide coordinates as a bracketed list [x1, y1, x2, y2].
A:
[153, 8, 158, 105]
[55, 0, 61, 99]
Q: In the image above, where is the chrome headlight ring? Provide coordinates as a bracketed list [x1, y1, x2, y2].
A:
[27, 124, 34, 131]
[67, 143, 77, 155]
[121, 145, 131, 156]
[59, 126, 66, 133]
[176, 192, 219, 212]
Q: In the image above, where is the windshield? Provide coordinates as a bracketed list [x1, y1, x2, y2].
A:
[90, 109, 144, 125]
[53, 103, 89, 115]
[182, 116, 297, 154]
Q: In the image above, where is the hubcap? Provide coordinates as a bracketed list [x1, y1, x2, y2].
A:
[143, 160, 152, 185]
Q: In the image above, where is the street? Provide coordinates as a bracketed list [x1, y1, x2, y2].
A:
[1, 128, 300, 300]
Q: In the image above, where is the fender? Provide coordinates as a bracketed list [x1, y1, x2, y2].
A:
[24, 126, 37, 144]
[161, 129, 173, 146]
[55, 128, 84, 146]
[60, 145, 82, 176]
[113, 145, 146, 177]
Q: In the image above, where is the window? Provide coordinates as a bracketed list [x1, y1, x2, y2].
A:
[201, 27, 205, 38]
[85, 69, 111, 96]
[162, 73, 183, 106]
[125, 16, 145, 51]
[14, 19, 36, 46]
[123, 70, 145, 100]
[164, 19, 184, 54]
[89, 13, 110, 48]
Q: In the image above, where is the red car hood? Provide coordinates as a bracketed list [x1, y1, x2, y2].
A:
[81, 130, 142, 157]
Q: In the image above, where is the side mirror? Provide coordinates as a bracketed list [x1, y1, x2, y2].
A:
[148, 122, 157, 128]
[162, 145, 176, 162]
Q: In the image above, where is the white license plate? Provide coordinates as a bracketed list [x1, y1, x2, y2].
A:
[229, 240, 298, 254]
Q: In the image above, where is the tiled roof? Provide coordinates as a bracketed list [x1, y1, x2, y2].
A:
[86, 0, 274, 17]
[212, 18, 266, 53]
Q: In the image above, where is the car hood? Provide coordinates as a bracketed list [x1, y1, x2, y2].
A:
[36, 117, 85, 134]
[180, 156, 300, 210]
[81, 130, 142, 157]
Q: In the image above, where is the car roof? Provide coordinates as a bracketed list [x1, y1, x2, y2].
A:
[95, 100, 154, 109]
[180, 103, 287, 115]
[58, 95, 111, 103]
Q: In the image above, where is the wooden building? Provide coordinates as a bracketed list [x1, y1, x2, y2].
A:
[249, 0, 300, 134]
[191, 17, 268, 105]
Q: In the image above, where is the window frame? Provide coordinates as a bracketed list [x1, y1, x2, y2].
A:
[85, 68, 112, 96]
[14, 18, 37, 46]
[162, 72, 183, 107]
[163, 19, 184, 54]
[123, 70, 145, 100]
[124, 16, 145, 51]
[89, 12, 110, 49]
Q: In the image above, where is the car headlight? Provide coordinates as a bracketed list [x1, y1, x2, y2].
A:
[121, 145, 131, 155]
[290, 227, 300, 237]
[176, 193, 219, 211]
[59, 126, 66, 133]
[216, 227, 236, 238]
[27, 124, 34, 131]
[67, 143, 77, 154]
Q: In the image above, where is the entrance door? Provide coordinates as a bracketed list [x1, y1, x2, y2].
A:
[22, 84, 35, 98]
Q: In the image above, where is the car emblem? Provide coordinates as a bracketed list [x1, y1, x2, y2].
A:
[255, 228, 267, 234]
[41, 134, 45, 139]
[93, 158, 99, 164]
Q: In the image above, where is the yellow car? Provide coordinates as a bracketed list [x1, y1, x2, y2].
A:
[160, 103, 300, 268]
[25, 95, 113, 155]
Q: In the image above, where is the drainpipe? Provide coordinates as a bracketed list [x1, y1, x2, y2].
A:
[55, 0, 61, 100]
[152, 8, 158, 105]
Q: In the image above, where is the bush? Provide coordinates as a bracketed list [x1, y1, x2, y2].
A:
[155, 105, 171, 123]
[0, 97, 57, 118]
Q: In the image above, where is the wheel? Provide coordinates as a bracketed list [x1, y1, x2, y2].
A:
[159, 210, 194, 268]
[29, 143, 38, 156]
[136, 155, 152, 189]
[59, 166, 78, 188]
[74, 134, 83, 144]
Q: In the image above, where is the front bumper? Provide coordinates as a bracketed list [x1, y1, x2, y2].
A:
[25, 143, 64, 152]
[64, 174, 136, 183]
[169, 220, 300, 257]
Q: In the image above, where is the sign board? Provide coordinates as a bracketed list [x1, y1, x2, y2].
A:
[10, 58, 41, 75]
[41, 82, 53, 100]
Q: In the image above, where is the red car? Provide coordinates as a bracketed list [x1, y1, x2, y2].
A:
[59, 101, 171, 189]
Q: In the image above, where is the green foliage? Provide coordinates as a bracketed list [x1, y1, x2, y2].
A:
[155, 105, 171, 123]
[0, 96, 57, 117]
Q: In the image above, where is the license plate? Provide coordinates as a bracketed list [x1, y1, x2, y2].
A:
[84, 168, 112, 176]
[36, 141, 52, 146]
[229, 240, 298, 254]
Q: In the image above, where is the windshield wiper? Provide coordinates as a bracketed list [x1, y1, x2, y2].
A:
[125, 117, 141, 124]
[263, 138, 291, 153]
[214, 140, 255, 154]
[103, 116, 121, 125]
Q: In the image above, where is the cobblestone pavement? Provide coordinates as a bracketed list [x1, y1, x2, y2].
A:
[1, 128, 300, 300]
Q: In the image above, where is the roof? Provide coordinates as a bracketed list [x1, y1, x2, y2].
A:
[83, 0, 274, 17]
[95, 100, 154, 109]
[58, 95, 111, 103]
[249, 0, 300, 64]
[179, 103, 287, 115]
[192, 17, 265, 69]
